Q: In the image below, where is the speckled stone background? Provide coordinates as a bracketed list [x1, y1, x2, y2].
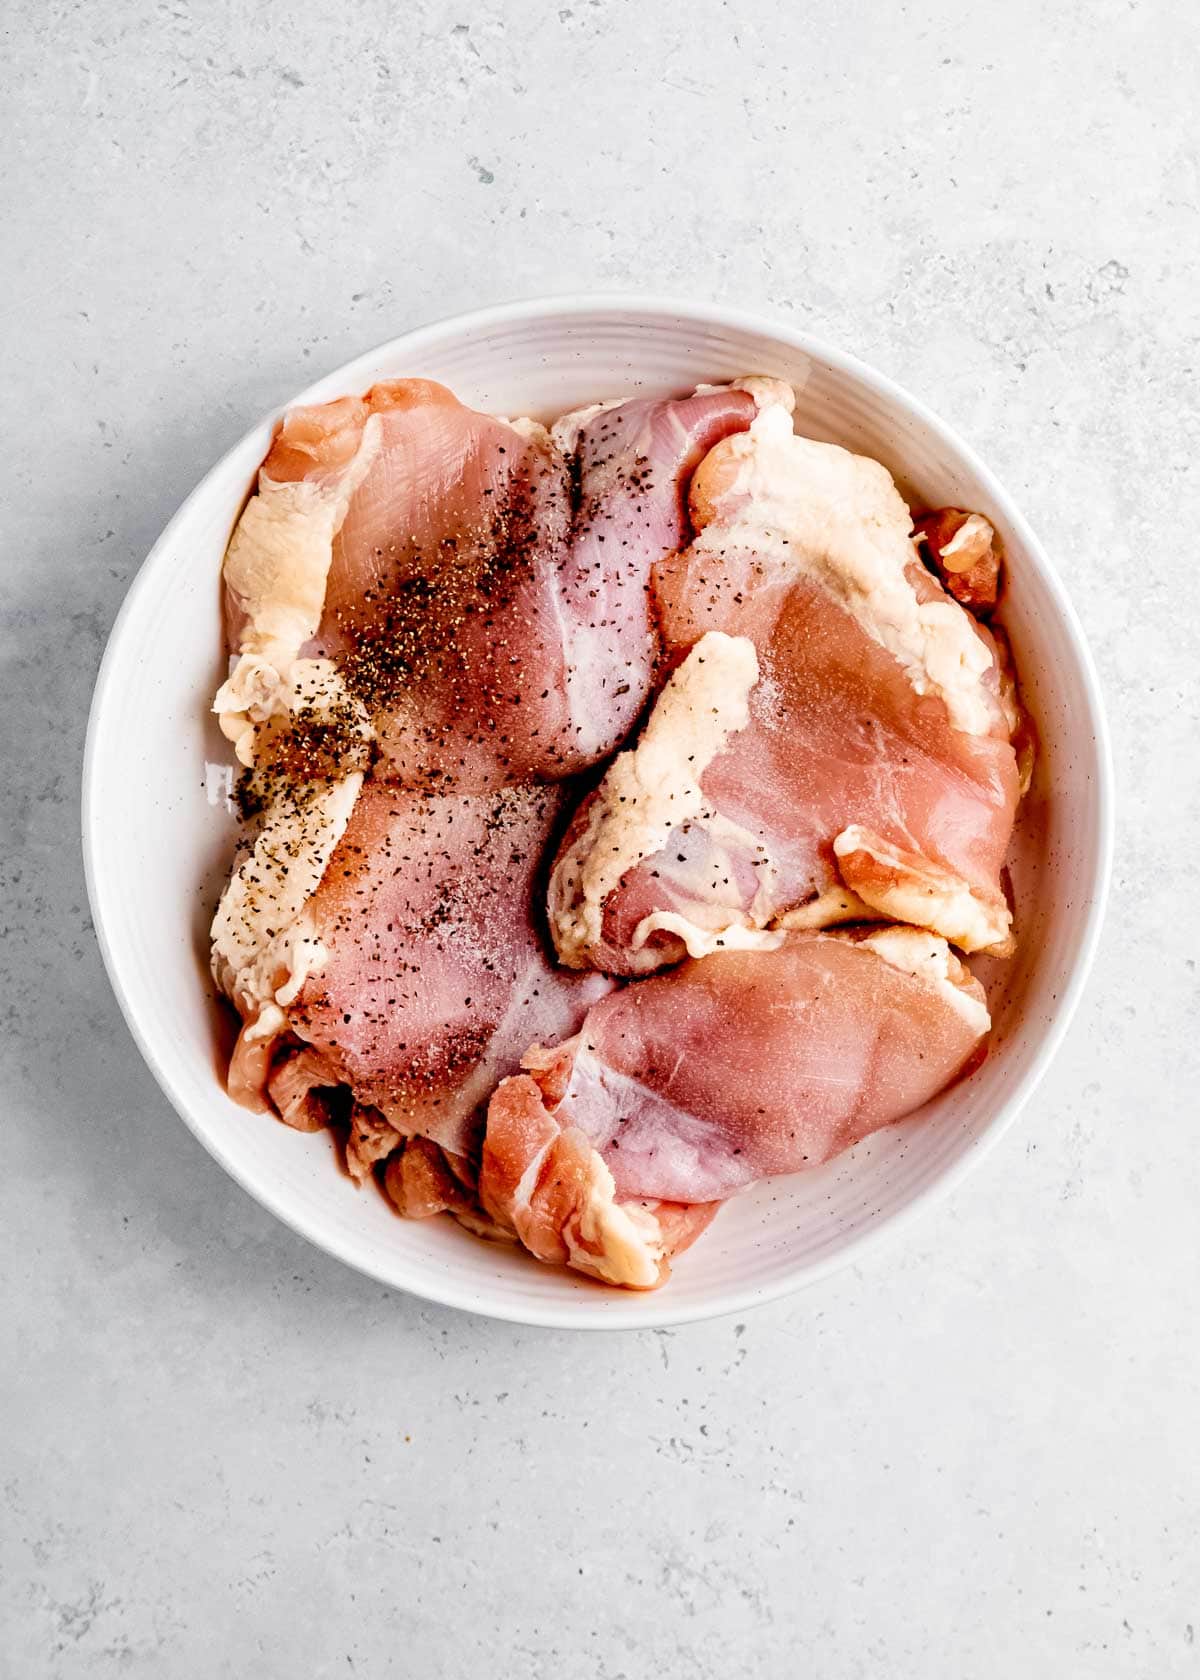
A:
[3, 2, 1198, 1674]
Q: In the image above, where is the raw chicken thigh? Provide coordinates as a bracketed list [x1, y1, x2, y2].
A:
[216, 378, 753, 792]
[480, 928, 989, 1283]
[549, 392, 1022, 976]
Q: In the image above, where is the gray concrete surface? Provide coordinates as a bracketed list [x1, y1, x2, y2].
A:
[3, 1, 1198, 1674]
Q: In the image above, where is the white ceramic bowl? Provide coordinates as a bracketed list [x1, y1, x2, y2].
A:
[83, 297, 1112, 1329]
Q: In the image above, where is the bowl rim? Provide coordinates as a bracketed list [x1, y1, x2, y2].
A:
[82, 292, 1114, 1330]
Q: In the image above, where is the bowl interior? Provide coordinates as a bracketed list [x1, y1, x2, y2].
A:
[84, 301, 1109, 1328]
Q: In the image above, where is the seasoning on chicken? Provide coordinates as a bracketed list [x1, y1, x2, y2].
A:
[283, 779, 611, 1159]
[216, 378, 754, 792]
